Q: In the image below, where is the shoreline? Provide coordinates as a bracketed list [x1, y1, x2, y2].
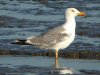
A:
[0, 50, 100, 60]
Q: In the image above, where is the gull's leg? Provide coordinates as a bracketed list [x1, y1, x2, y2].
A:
[55, 49, 59, 68]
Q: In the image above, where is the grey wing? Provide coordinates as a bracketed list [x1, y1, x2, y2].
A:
[41, 32, 70, 46]
[27, 26, 70, 47]
[39, 26, 69, 45]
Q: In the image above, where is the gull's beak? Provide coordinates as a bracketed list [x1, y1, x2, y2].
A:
[77, 12, 86, 16]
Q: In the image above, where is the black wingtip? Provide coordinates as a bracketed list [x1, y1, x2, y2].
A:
[11, 39, 31, 45]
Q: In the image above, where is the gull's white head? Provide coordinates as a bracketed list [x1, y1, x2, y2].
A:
[65, 8, 86, 17]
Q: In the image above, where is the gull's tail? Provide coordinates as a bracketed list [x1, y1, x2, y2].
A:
[11, 39, 31, 45]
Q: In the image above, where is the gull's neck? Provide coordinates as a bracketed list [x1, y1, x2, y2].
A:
[63, 15, 76, 33]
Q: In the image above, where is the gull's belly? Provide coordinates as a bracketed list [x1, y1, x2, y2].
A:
[54, 35, 75, 50]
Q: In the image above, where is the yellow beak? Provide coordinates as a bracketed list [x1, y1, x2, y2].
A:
[77, 12, 86, 16]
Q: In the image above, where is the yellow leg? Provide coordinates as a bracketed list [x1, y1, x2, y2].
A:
[55, 49, 59, 68]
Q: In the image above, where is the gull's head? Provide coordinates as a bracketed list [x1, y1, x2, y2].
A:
[66, 8, 86, 17]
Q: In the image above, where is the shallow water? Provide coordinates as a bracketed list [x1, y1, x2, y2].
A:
[0, 56, 100, 75]
[0, 0, 100, 74]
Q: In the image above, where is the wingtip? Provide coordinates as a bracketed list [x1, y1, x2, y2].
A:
[11, 39, 31, 45]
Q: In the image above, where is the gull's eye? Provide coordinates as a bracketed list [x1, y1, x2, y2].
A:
[71, 10, 75, 12]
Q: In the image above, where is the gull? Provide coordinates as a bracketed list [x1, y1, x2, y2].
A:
[12, 8, 86, 68]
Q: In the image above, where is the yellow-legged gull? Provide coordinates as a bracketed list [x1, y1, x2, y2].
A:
[12, 8, 86, 68]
